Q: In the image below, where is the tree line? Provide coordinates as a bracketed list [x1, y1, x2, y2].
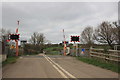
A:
[81, 21, 120, 49]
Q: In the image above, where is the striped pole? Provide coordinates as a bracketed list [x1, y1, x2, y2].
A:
[15, 20, 19, 56]
[63, 29, 66, 56]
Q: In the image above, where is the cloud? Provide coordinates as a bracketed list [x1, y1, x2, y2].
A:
[2, 2, 118, 43]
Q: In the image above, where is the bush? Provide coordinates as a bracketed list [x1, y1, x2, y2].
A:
[24, 44, 43, 55]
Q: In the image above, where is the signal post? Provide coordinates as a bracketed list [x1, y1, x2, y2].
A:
[71, 36, 80, 56]
[15, 21, 20, 56]
[63, 29, 66, 56]
[7, 21, 20, 56]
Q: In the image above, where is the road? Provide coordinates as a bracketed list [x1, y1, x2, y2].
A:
[2, 54, 119, 79]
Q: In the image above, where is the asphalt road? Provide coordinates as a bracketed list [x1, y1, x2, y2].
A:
[2, 54, 119, 79]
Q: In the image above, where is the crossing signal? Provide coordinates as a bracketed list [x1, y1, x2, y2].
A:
[9, 34, 20, 40]
[71, 36, 80, 42]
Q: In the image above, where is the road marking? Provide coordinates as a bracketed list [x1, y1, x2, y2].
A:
[52, 58, 71, 59]
[19, 57, 23, 59]
[43, 55, 68, 78]
[44, 55, 76, 79]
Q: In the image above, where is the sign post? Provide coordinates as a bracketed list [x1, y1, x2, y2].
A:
[63, 29, 66, 56]
[71, 36, 80, 56]
[7, 21, 20, 56]
[15, 40, 18, 56]
[15, 21, 19, 56]
[21, 40, 27, 55]
[73, 42, 76, 56]
[8, 34, 20, 56]
[76, 43, 78, 56]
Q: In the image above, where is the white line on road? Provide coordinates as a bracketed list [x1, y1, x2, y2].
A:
[43, 54, 68, 78]
[44, 54, 76, 79]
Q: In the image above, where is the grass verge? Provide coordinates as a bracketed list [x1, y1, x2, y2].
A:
[44, 46, 62, 55]
[2, 56, 18, 67]
[76, 56, 120, 73]
[46, 51, 61, 55]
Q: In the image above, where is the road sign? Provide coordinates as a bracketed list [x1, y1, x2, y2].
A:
[9, 34, 20, 40]
[21, 40, 27, 43]
[10, 45, 15, 49]
[82, 49, 85, 52]
[71, 36, 80, 42]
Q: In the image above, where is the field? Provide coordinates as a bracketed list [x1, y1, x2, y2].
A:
[44, 46, 63, 55]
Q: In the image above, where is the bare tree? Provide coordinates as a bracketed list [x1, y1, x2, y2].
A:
[81, 26, 94, 45]
[0, 28, 12, 55]
[0, 28, 11, 41]
[37, 33, 45, 45]
[30, 32, 45, 45]
[112, 22, 120, 45]
[93, 22, 116, 48]
[29, 32, 46, 52]
[29, 32, 37, 45]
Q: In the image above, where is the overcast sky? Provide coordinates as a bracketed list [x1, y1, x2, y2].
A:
[2, 2, 118, 43]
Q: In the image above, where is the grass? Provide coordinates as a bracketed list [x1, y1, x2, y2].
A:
[44, 46, 63, 55]
[2, 56, 18, 67]
[44, 46, 63, 51]
[76, 56, 120, 73]
[47, 51, 61, 55]
[24, 52, 39, 55]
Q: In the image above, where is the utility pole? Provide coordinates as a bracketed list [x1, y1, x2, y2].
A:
[63, 29, 66, 56]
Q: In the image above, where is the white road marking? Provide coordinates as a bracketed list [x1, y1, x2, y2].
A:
[19, 57, 23, 59]
[43, 55, 68, 78]
[44, 55, 76, 78]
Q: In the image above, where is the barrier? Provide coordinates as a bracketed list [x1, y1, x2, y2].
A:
[90, 47, 120, 62]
